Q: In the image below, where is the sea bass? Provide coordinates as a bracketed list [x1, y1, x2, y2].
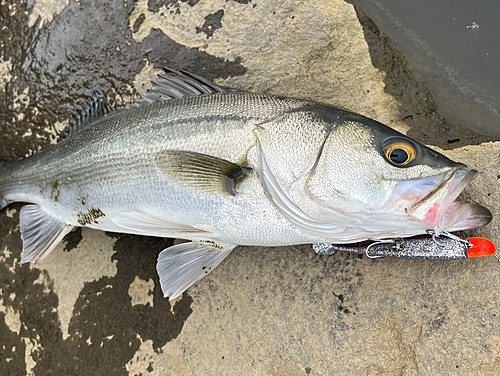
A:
[0, 69, 492, 298]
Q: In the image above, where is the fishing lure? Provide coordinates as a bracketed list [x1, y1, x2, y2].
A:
[313, 232, 498, 261]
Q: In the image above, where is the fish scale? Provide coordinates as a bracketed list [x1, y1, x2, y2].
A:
[4, 93, 297, 197]
[3, 92, 317, 246]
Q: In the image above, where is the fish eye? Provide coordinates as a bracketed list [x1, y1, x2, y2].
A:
[383, 141, 417, 166]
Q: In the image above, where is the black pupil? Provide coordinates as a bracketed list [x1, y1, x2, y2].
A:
[390, 149, 409, 164]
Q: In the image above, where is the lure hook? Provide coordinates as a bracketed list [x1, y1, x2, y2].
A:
[365, 238, 394, 259]
[441, 231, 471, 246]
[426, 229, 446, 247]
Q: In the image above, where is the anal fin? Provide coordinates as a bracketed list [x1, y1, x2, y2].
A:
[156, 242, 236, 299]
[20, 205, 73, 263]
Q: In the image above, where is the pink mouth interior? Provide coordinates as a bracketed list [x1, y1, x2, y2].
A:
[390, 167, 482, 232]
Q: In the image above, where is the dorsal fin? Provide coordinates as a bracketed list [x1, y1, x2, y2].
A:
[59, 89, 115, 141]
[59, 69, 239, 140]
[129, 67, 241, 108]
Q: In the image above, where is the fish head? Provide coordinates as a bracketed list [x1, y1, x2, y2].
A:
[302, 112, 492, 238]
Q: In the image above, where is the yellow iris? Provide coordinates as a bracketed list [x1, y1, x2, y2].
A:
[384, 142, 417, 166]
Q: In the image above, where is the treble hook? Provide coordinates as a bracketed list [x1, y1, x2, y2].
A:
[365, 238, 394, 259]
[441, 231, 472, 249]
[426, 229, 446, 247]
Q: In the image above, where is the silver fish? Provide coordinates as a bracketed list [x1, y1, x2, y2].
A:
[0, 68, 492, 298]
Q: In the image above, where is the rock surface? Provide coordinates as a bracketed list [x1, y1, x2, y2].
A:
[0, 0, 499, 375]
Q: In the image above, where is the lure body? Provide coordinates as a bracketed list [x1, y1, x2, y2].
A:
[313, 236, 497, 260]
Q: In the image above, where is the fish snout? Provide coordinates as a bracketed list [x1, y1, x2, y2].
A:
[409, 166, 491, 232]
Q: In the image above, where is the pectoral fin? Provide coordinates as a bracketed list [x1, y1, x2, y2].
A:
[157, 150, 251, 195]
[156, 242, 236, 299]
[19, 205, 73, 263]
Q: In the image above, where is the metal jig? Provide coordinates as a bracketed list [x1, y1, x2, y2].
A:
[313, 230, 496, 261]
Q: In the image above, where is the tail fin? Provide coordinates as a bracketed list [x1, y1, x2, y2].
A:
[0, 157, 14, 211]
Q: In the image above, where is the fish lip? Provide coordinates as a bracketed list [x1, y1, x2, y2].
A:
[438, 202, 493, 232]
[408, 166, 479, 230]
[413, 167, 475, 208]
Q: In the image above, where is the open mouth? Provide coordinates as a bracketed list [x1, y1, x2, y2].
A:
[392, 166, 492, 233]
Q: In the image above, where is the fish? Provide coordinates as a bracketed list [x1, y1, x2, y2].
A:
[0, 68, 492, 298]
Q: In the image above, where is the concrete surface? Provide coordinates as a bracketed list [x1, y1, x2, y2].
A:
[351, 0, 500, 139]
[0, 0, 499, 375]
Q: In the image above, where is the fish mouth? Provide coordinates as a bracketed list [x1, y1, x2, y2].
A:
[392, 166, 492, 233]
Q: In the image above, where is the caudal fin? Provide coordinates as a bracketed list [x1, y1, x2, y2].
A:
[19, 205, 74, 263]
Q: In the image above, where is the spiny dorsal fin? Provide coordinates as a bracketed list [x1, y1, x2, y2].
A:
[60, 69, 239, 139]
[156, 150, 252, 195]
[59, 89, 115, 141]
[129, 67, 241, 108]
